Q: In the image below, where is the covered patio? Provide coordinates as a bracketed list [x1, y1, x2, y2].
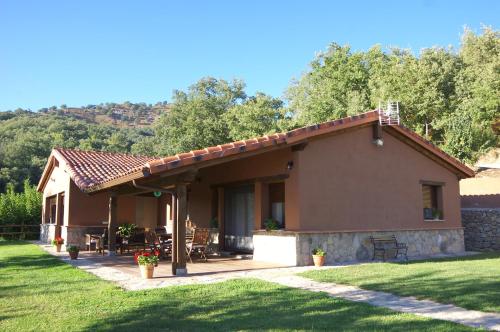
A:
[39, 243, 294, 290]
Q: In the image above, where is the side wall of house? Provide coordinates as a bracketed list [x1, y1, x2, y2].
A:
[254, 126, 465, 265]
[296, 125, 462, 232]
[40, 162, 71, 243]
[41, 163, 162, 247]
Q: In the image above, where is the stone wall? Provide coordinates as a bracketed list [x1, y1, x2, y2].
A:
[462, 208, 500, 251]
[253, 228, 465, 266]
[40, 224, 56, 244]
[62, 226, 107, 249]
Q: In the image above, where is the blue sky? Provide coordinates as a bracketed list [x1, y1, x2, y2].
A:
[0, 0, 498, 111]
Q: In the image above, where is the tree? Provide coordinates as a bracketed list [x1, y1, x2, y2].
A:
[287, 27, 499, 163]
[287, 43, 370, 125]
[225, 93, 291, 140]
[154, 77, 246, 155]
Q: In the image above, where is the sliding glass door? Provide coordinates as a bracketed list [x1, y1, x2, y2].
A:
[224, 185, 254, 252]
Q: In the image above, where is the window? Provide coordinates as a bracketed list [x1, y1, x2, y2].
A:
[46, 196, 57, 224]
[268, 182, 285, 228]
[421, 183, 443, 220]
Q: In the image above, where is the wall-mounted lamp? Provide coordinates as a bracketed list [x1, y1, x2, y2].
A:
[287, 161, 294, 171]
[372, 138, 384, 147]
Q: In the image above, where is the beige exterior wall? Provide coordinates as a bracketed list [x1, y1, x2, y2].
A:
[41, 162, 71, 226]
[42, 162, 161, 232]
[295, 126, 462, 232]
[460, 177, 500, 196]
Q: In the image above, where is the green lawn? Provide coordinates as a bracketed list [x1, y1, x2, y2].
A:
[0, 242, 478, 331]
[300, 253, 500, 313]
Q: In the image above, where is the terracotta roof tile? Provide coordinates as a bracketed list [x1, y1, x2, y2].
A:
[74, 110, 473, 192]
[52, 148, 154, 190]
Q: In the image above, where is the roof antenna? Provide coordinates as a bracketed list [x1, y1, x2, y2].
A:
[378, 101, 400, 126]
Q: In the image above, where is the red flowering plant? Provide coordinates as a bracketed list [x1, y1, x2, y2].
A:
[134, 250, 160, 266]
[51, 237, 64, 246]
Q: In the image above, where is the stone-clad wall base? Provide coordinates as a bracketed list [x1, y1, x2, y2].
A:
[295, 229, 465, 266]
[253, 228, 465, 266]
[40, 224, 55, 244]
[462, 208, 500, 251]
[62, 226, 107, 250]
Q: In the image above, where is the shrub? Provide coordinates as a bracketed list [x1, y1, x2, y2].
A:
[0, 180, 42, 227]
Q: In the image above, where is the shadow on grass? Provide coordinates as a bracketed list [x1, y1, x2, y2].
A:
[83, 280, 469, 332]
[391, 252, 500, 265]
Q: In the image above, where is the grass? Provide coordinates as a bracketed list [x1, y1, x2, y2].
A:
[0, 241, 480, 331]
[300, 253, 500, 313]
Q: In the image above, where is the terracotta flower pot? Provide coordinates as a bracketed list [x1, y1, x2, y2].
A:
[312, 255, 325, 267]
[139, 264, 155, 279]
[56, 244, 62, 253]
[69, 251, 79, 260]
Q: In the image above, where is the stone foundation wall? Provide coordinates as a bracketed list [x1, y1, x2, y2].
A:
[40, 224, 56, 244]
[62, 226, 107, 250]
[461, 208, 500, 251]
[253, 228, 465, 266]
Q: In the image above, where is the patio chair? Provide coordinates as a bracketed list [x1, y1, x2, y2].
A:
[146, 230, 171, 259]
[186, 228, 210, 263]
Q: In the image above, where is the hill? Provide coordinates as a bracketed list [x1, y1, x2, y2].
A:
[6, 101, 170, 128]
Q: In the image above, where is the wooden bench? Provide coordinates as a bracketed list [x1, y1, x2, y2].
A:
[369, 235, 408, 261]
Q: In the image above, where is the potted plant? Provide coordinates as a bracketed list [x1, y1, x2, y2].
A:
[118, 223, 136, 244]
[209, 217, 218, 229]
[67, 245, 79, 260]
[137, 253, 159, 279]
[312, 247, 326, 267]
[263, 218, 279, 231]
[432, 209, 443, 220]
[51, 237, 64, 252]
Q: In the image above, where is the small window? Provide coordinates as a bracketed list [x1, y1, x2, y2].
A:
[422, 183, 443, 220]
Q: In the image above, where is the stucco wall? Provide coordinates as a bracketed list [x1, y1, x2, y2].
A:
[187, 148, 295, 228]
[41, 163, 71, 225]
[295, 126, 462, 232]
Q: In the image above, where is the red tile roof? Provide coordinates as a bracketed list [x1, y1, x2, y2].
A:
[38, 110, 474, 193]
[37, 148, 154, 191]
[145, 111, 378, 175]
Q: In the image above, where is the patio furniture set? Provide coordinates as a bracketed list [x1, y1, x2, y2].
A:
[85, 226, 211, 262]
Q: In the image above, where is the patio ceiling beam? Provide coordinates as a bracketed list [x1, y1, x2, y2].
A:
[131, 180, 176, 195]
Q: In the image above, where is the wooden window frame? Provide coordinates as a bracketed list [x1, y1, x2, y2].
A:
[421, 181, 444, 221]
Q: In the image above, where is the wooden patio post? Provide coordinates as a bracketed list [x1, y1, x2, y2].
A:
[107, 193, 117, 256]
[175, 183, 187, 275]
[55, 193, 63, 238]
[171, 193, 178, 275]
[217, 187, 224, 251]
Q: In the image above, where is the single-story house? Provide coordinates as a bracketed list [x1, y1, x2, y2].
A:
[38, 110, 474, 274]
